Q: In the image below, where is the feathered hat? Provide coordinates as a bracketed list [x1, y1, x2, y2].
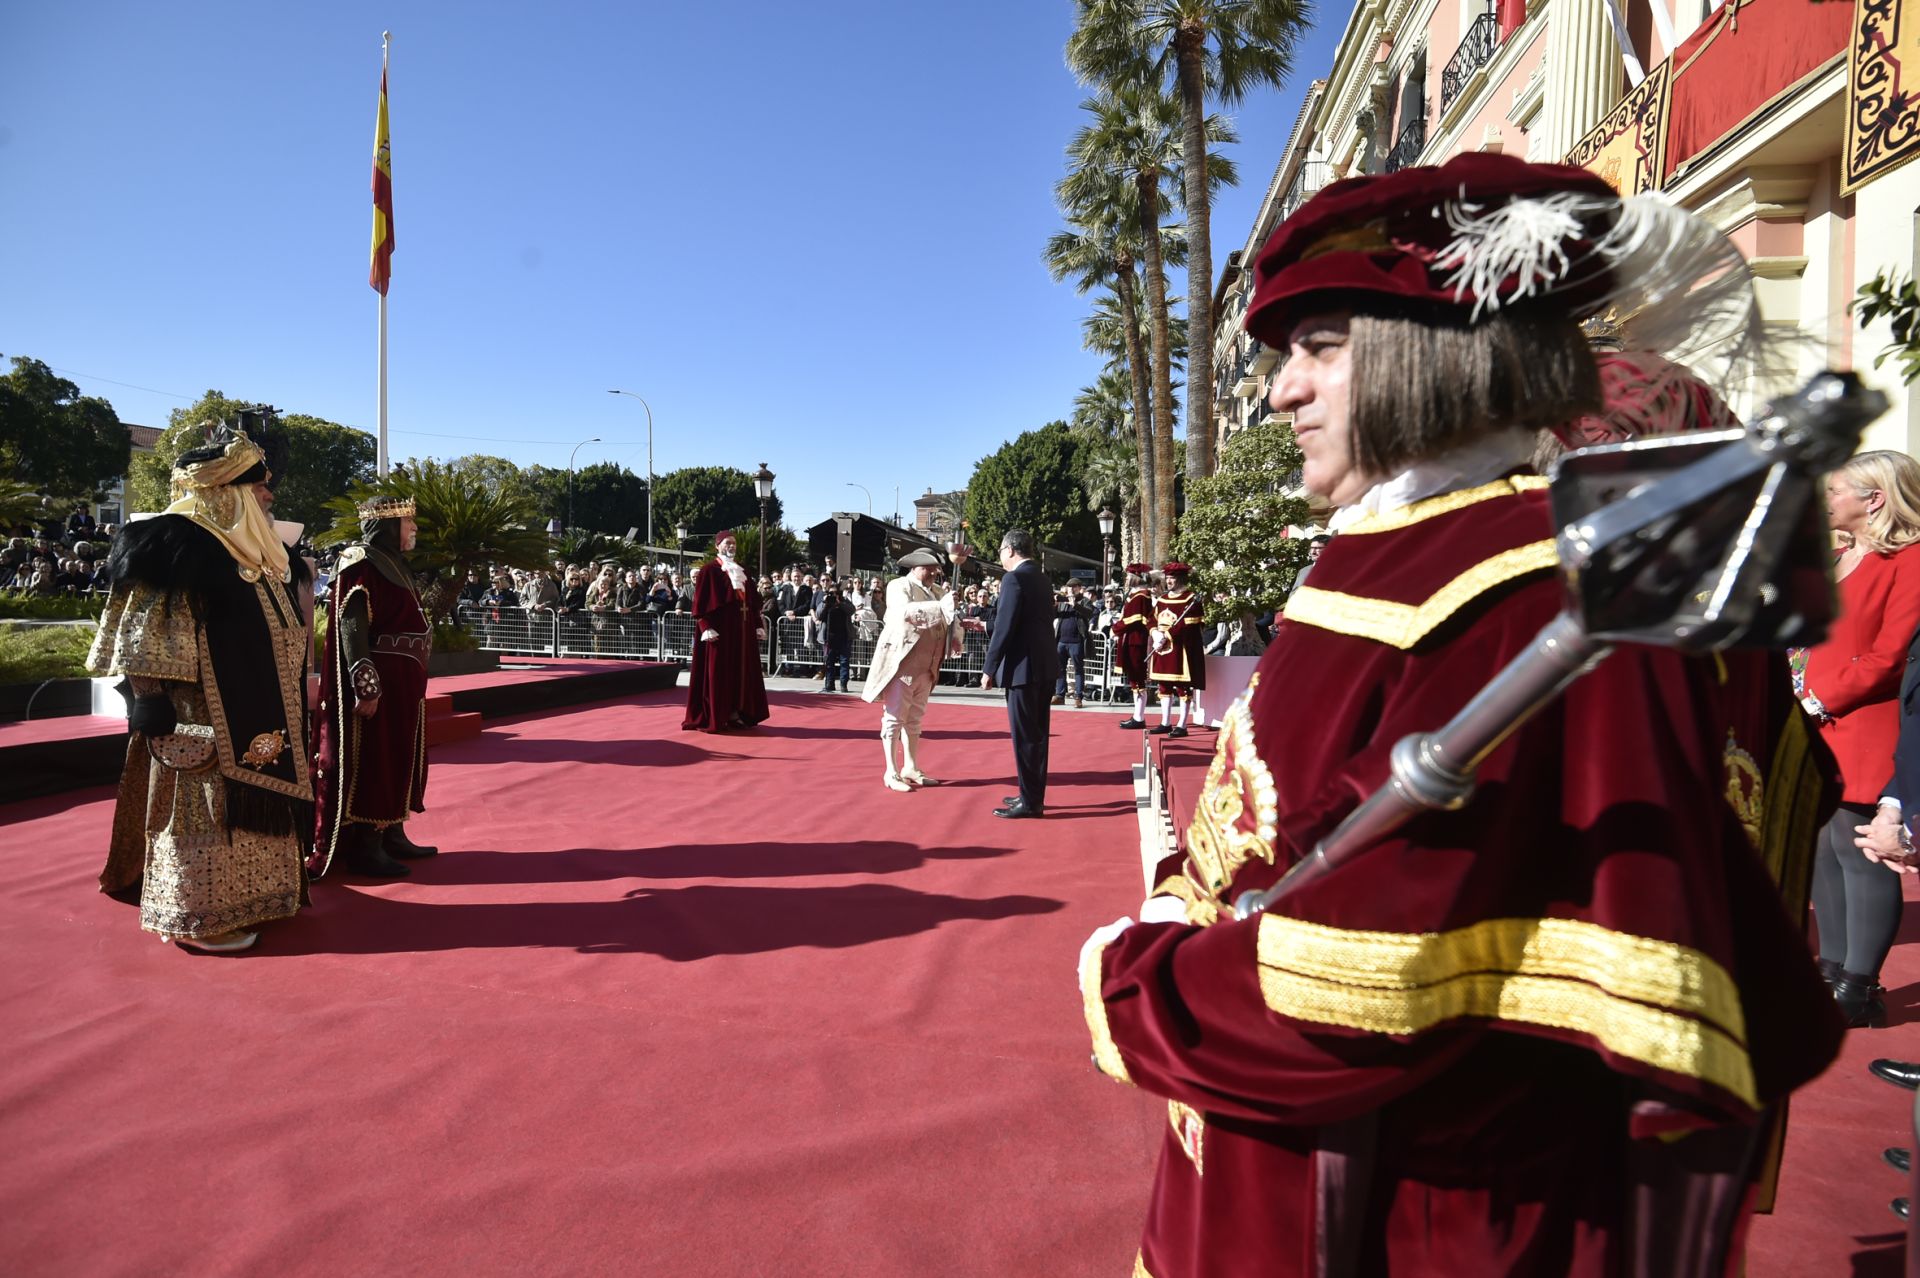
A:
[1245, 152, 1762, 388]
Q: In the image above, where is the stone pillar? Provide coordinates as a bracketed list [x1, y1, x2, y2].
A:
[1537, 0, 1624, 162]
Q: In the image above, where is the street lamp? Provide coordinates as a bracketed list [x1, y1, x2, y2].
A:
[1097, 506, 1116, 590]
[846, 482, 872, 515]
[606, 390, 655, 549]
[675, 520, 689, 577]
[567, 436, 601, 532]
[752, 462, 776, 582]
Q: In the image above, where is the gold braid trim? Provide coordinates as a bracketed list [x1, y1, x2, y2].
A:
[1759, 708, 1825, 919]
[1334, 475, 1551, 536]
[1256, 914, 1758, 1108]
[1080, 934, 1133, 1086]
[1283, 539, 1557, 649]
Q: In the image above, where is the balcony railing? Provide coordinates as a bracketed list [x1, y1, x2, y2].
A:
[1384, 112, 1428, 173]
[1441, 12, 1501, 115]
[1279, 159, 1332, 223]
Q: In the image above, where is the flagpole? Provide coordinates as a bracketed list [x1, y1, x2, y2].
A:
[377, 31, 390, 478]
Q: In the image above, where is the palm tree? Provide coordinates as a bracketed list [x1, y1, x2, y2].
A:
[317, 459, 550, 623]
[1071, 371, 1147, 566]
[1046, 204, 1164, 558]
[1069, 0, 1312, 482]
[1082, 292, 1188, 378]
[1060, 84, 1185, 559]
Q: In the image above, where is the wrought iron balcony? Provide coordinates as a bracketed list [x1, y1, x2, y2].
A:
[1384, 112, 1428, 173]
[1441, 12, 1501, 115]
[1279, 160, 1332, 223]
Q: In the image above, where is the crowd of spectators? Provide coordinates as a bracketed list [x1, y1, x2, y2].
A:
[1, 506, 118, 597]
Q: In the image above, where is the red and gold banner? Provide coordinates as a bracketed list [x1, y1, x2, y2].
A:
[1846, 0, 1920, 194]
[1565, 60, 1671, 196]
[370, 66, 394, 295]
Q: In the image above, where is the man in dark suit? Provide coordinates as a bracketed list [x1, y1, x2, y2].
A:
[982, 528, 1058, 818]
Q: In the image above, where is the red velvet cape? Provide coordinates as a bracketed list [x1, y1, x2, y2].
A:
[1114, 588, 1153, 687]
[1083, 477, 1842, 1277]
[682, 557, 769, 732]
[311, 552, 430, 874]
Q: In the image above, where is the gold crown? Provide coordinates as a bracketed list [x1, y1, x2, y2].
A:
[356, 495, 416, 520]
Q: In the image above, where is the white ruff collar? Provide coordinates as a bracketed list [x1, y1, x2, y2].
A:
[1326, 427, 1535, 533]
[718, 555, 747, 590]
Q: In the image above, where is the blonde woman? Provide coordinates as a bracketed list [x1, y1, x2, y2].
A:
[1801, 449, 1920, 1025]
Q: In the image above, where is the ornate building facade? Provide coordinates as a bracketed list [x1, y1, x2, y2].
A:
[1212, 0, 1920, 468]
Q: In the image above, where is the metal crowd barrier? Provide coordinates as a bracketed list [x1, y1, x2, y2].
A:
[455, 604, 1121, 700]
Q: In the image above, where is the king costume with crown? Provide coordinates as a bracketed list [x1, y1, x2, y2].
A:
[311, 493, 436, 878]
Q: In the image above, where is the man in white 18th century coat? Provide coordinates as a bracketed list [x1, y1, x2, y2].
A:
[859, 548, 982, 791]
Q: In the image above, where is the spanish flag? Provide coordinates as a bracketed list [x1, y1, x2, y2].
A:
[369, 66, 394, 295]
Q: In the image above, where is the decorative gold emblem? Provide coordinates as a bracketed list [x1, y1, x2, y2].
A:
[1722, 729, 1763, 850]
[1179, 684, 1280, 924]
[240, 729, 288, 770]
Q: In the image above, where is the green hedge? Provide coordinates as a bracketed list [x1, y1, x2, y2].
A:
[0, 622, 95, 684]
[0, 595, 103, 622]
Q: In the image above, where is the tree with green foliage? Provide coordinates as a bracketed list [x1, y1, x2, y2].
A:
[554, 461, 650, 536]
[966, 422, 1102, 564]
[1170, 418, 1310, 612]
[275, 415, 377, 531]
[0, 356, 130, 501]
[1856, 269, 1920, 385]
[315, 459, 550, 623]
[126, 391, 374, 528]
[651, 465, 784, 543]
[446, 454, 540, 508]
[731, 522, 808, 575]
[1069, 0, 1314, 481]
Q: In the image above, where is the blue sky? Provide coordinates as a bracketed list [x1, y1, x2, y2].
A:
[1, 1, 1344, 534]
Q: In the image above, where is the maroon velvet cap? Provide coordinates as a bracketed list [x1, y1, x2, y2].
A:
[1245, 152, 1619, 347]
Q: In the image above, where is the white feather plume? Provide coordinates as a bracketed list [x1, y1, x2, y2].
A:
[1433, 191, 1592, 320]
[1430, 189, 1767, 388]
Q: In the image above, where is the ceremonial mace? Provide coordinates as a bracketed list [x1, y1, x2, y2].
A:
[1234, 371, 1887, 921]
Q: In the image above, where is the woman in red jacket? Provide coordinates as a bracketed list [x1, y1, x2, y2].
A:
[1802, 449, 1920, 1025]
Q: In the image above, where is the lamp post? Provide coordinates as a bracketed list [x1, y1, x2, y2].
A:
[1098, 506, 1116, 590]
[675, 520, 689, 578]
[607, 389, 654, 549]
[752, 462, 776, 583]
[846, 482, 872, 515]
[567, 436, 601, 532]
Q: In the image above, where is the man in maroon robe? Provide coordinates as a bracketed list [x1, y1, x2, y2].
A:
[1113, 564, 1154, 729]
[1079, 153, 1844, 1277]
[1146, 562, 1205, 738]
[311, 495, 435, 878]
[683, 530, 770, 732]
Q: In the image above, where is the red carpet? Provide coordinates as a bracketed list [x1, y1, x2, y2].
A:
[0, 691, 1162, 1277]
[2, 689, 1914, 1275]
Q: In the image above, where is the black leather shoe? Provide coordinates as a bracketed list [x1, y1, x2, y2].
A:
[1836, 971, 1889, 1028]
[1118, 718, 1146, 729]
[993, 801, 1043, 819]
[1167, 726, 1188, 739]
[1002, 796, 1023, 806]
[384, 825, 439, 859]
[344, 825, 409, 878]
[1817, 957, 1844, 989]
[1147, 724, 1172, 735]
[1886, 1147, 1911, 1174]
[1870, 1059, 1920, 1090]
[1894, 1198, 1910, 1221]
